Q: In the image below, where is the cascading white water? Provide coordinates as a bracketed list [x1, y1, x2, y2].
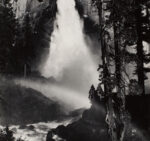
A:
[42, 0, 99, 93]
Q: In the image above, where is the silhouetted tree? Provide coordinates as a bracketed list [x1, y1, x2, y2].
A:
[91, 0, 150, 140]
[89, 85, 96, 100]
[0, 0, 17, 73]
[21, 14, 34, 75]
[12, 13, 35, 76]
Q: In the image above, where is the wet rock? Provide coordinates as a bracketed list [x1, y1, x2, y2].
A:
[46, 131, 55, 141]
[27, 125, 35, 131]
[47, 104, 111, 141]
[19, 125, 27, 129]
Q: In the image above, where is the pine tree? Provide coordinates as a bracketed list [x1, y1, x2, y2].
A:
[12, 13, 34, 76]
[21, 14, 34, 75]
[92, 0, 150, 140]
[92, 0, 141, 141]
[135, 0, 145, 94]
[0, 0, 17, 73]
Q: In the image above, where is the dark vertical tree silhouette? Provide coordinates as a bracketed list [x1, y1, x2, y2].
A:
[135, 0, 145, 94]
[91, 0, 150, 140]
[0, 0, 17, 73]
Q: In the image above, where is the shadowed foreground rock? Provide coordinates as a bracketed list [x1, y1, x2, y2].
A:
[46, 103, 111, 141]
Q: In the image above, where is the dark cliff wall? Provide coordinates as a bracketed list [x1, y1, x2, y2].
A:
[17, 0, 58, 73]
[75, 0, 101, 58]
[31, 0, 57, 72]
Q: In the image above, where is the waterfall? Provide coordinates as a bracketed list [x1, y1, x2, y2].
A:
[41, 0, 99, 93]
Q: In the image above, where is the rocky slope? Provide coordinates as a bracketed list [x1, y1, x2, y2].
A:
[0, 78, 66, 125]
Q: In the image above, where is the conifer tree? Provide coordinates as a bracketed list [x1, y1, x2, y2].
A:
[12, 13, 34, 75]
[0, 0, 17, 73]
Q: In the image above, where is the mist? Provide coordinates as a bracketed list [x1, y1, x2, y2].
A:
[15, 79, 91, 111]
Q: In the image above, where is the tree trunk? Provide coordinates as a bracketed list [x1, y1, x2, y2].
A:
[136, 2, 145, 95]
[114, 22, 121, 92]
[98, 1, 109, 95]
[113, 1, 126, 141]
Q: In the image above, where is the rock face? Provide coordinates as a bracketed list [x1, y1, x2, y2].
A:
[26, 0, 58, 71]
[0, 80, 65, 125]
[14, 0, 49, 17]
[76, 0, 99, 23]
[75, 0, 101, 58]
[46, 103, 111, 141]
[13, 0, 58, 72]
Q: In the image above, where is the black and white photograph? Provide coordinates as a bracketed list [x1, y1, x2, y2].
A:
[0, 0, 150, 141]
